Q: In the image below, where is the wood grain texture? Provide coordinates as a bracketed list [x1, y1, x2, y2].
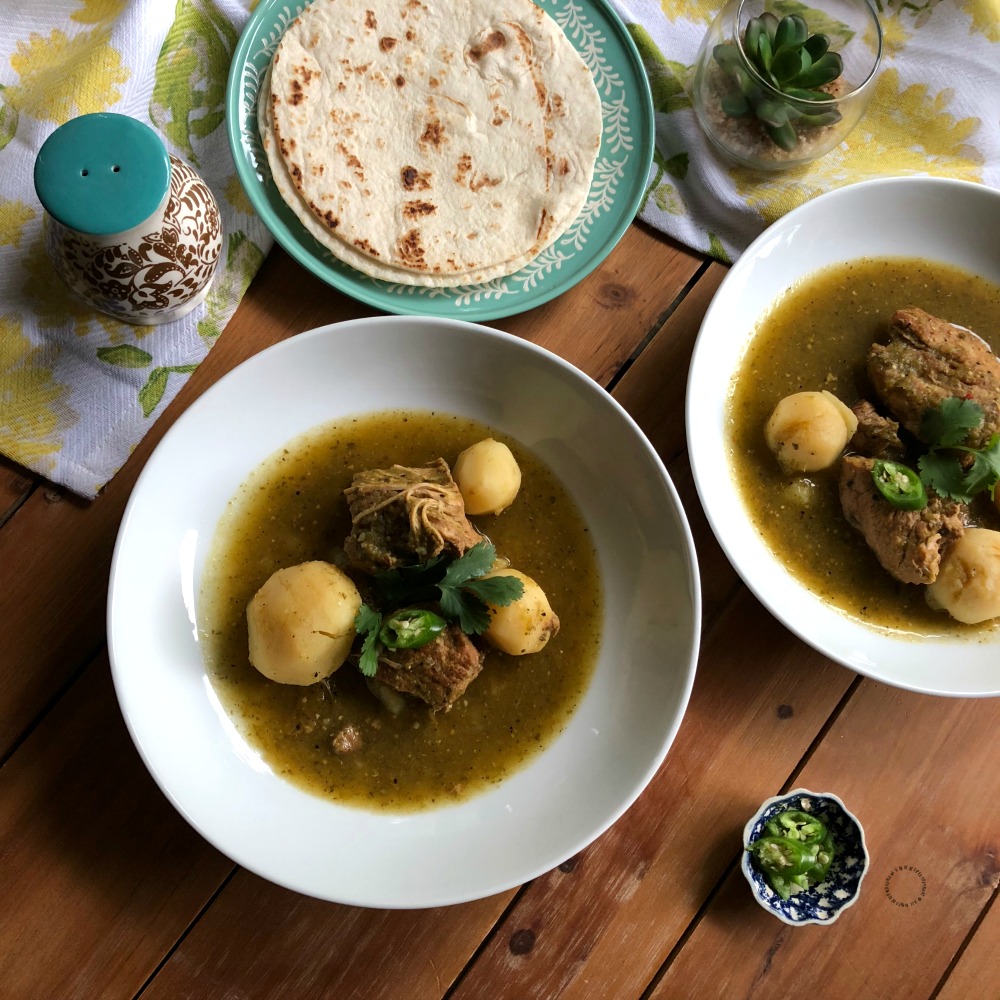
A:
[140, 870, 513, 1000]
[448, 591, 854, 1000]
[649, 682, 1000, 999]
[0, 655, 231, 999]
[935, 891, 1000, 1000]
[4, 217, 998, 1000]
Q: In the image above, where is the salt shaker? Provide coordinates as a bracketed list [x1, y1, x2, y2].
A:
[33, 112, 223, 325]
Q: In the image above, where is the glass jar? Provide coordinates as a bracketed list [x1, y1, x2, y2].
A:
[690, 0, 882, 170]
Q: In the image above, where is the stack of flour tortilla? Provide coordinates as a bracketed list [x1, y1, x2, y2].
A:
[258, 0, 603, 287]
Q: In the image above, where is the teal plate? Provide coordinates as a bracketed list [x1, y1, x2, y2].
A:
[226, 0, 654, 320]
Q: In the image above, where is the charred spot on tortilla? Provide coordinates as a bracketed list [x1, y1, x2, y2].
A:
[396, 228, 426, 267]
[469, 29, 507, 61]
[401, 166, 432, 191]
[261, 0, 601, 286]
[470, 173, 501, 192]
[454, 154, 472, 184]
[403, 200, 436, 218]
[419, 118, 447, 152]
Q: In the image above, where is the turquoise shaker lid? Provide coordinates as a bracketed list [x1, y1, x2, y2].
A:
[34, 113, 171, 236]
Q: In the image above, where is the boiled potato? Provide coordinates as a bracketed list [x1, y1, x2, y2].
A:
[453, 438, 521, 515]
[926, 528, 1000, 624]
[247, 561, 361, 685]
[764, 390, 859, 473]
[481, 568, 559, 655]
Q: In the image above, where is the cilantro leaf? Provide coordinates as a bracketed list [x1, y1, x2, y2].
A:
[353, 604, 382, 677]
[439, 587, 492, 634]
[367, 540, 527, 640]
[918, 451, 972, 503]
[464, 574, 524, 608]
[916, 398, 1000, 503]
[964, 434, 1000, 498]
[440, 540, 497, 587]
[919, 397, 984, 448]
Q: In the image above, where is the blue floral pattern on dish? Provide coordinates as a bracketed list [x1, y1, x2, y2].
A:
[740, 789, 868, 926]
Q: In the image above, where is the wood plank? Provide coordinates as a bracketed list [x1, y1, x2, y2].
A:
[447, 590, 855, 1000]
[936, 891, 1000, 1000]
[498, 226, 703, 386]
[140, 870, 513, 1000]
[0, 655, 231, 999]
[648, 681, 1000, 998]
[610, 261, 739, 626]
[0, 457, 34, 527]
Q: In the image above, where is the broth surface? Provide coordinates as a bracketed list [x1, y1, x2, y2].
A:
[200, 410, 602, 810]
[727, 256, 1000, 635]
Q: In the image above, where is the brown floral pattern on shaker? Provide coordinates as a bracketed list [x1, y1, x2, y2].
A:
[46, 156, 223, 325]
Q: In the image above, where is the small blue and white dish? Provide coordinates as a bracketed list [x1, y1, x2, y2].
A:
[740, 789, 868, 926]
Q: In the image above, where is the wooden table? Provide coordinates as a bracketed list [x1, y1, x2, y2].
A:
[2, 224, 998, 1000]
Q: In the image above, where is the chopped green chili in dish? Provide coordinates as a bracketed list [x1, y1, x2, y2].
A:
[748, 809, 836, 900]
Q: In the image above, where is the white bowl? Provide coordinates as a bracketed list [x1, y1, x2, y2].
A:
[687, 176, 1000, 698]
[108, 316, 700, 908]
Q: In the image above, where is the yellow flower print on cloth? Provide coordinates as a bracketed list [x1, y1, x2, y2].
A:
[606, 0, 1000, 262]
[7, 27, 130, 123]
[0, 1, 271, 499]
[0, 315, 74, 471]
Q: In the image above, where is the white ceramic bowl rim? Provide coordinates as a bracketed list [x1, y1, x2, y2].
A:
[687, 176, 1000, 698]
[108, 315, 701, 907]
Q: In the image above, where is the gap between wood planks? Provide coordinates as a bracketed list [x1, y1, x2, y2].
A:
[0, 635, 104, 771]
[132, 867, 240, 1000]
[605, 260, 714, 395]
[635, 669, 866, 1000]
[927, 883, 1000, 1000]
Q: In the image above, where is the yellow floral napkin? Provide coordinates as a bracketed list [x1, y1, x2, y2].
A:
[0, 0, 271, 499]
[608, 0, 1000, 262]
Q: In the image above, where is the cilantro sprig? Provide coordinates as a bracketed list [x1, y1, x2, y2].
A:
[354, 604, 382, 677]
[352, 541, 525, 675]
[917, 398, 1000, 504]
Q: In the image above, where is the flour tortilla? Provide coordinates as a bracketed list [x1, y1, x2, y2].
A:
[261, 0, 602, 286]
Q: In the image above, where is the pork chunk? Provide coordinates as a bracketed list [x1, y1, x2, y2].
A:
[867, 308, 1000, 448]
[848, 399, 905, 461]
[374, 624, 484, 712]
[344, 458, 481, 574]
[838, 454, 965, 585]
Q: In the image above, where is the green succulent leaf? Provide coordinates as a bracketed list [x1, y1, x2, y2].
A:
[713, 42, 742, 75]
[721, 92, 752, 117]
[767, 121, 799, 152]
[755, 98, 798, 127]
[805, 33, 830, 60]
[774, 14, 808, 52]
[798, 108, 842, 127]
[796, 51, 843, 88]
[770, 46, 806, 85]
[757, 31, 774, 71]
[759, 12, 780, 43]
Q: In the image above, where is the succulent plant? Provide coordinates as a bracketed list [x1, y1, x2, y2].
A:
[713, 12, 844, 152]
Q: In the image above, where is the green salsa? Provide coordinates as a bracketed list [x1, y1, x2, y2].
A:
[727, 256, 1000, 635]
[200, 410, 602, 811]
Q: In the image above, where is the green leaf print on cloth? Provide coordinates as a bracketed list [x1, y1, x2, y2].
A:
[150, 0, 238, 165]
[0, 2, 271, 499]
